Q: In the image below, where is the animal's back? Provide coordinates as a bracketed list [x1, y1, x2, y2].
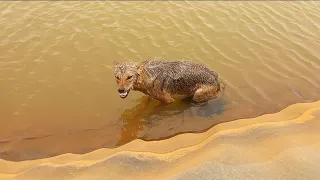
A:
[141, 60, 219, 95]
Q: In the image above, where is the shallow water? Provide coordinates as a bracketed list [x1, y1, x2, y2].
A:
[1, 101, 320, 179]
[0, 1, 320, 161]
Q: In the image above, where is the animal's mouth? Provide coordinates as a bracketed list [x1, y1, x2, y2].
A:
[119, 89, 130, 98]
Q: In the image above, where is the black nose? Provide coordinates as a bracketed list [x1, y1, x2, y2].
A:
[118, 88, 125, 93]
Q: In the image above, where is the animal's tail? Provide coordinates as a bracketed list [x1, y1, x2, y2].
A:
[216, 81, 226, 98]
[220, 81, 225, 91]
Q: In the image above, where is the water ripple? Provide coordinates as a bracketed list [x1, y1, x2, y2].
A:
[0, 1, 320, 161]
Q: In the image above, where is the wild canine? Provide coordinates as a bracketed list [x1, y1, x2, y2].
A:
[113, 60, 221, 104]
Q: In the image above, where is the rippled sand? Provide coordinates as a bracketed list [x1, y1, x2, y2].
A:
[1, 1, 320, 162]
[0, 100, 319, 179]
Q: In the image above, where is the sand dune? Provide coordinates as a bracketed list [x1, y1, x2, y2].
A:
[1, 100, 319, 180]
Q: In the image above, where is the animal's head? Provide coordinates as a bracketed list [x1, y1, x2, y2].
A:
[113, 61, 138, 99]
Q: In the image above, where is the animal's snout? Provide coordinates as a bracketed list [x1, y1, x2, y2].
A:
[118, 87, 126, 93]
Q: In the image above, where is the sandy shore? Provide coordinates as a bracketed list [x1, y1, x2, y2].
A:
[1, 100, 320, 180]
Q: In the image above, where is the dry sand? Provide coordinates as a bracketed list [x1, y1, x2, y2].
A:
[1, 100, 320, 180]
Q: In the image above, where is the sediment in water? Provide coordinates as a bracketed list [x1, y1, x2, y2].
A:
[1, 100, 320, 180]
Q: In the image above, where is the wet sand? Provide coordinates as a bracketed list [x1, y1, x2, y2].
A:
[0, 100, 319, 179]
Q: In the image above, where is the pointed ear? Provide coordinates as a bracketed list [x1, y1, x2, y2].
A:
[136, 61, 145, 68]
[136, 61, 145, 76]
[113, 60, 119, 66]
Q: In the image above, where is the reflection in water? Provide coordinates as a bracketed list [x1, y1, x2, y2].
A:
[118, 94, 226, 145]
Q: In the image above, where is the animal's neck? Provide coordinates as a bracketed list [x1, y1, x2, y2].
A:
[132, 74, 143, 91]
[132, 71, 149, 94]
[132, 62, 151, 94]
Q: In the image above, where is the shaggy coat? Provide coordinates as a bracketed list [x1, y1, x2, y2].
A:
[113, 60, 221, 104]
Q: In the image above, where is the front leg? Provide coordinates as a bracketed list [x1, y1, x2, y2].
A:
[150, 91, 174, 104]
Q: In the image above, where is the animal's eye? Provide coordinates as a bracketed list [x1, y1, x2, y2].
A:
[127, 76, 133, 80]
[116, 76, 120, 80]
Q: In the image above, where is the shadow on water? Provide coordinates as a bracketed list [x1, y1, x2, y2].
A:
[117, 95, 227, 146]
[0, 95, 226, 162]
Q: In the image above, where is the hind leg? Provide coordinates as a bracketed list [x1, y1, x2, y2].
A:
[193, 84, 219, 103]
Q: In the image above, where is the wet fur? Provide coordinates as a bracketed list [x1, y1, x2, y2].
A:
[113, 60, 221, 104]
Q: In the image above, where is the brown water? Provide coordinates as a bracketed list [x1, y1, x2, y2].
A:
[0, 1, 319, 161]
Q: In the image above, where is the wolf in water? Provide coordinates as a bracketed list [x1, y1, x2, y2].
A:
[113, 59, 222, 104]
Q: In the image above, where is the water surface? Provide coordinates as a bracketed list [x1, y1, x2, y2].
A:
[0, 1, 319, 161]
